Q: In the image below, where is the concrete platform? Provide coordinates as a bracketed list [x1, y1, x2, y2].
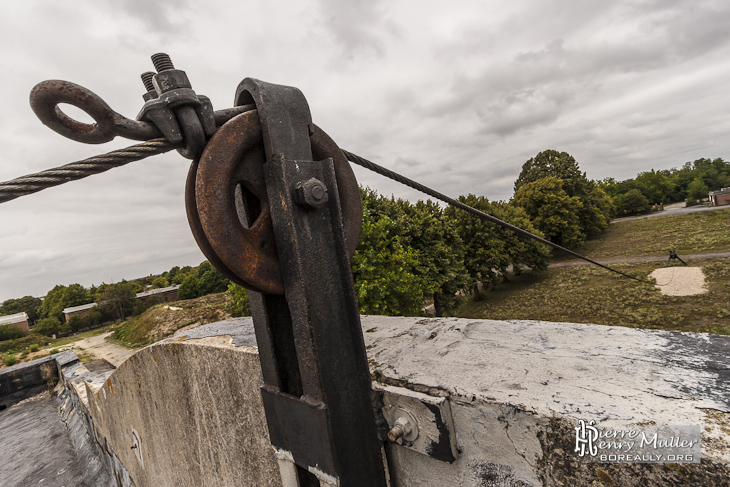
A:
[2, 317, 728, 486]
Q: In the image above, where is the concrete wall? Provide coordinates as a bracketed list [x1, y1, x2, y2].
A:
[10, 317, 729, 486]
[86, 335, 281, 487]
[364, 317, 730, 486]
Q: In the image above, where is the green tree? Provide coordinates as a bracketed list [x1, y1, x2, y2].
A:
[579, 185, 614, 236]
[445, 195, 549, 294]
[96, 282, 137, 321]
[512, 177, 585, 247]
[686, 178, 709, 206]
[351, 189, 471, 316]
[0, 325, 26, 341]
[226, 283, 251, 317]
[67, 315, 83, 333]
[84, 307, 104, 328]
[394, 200, 470, 316]
[35, 317, 62, 337]
[614, 188, 650, 215]
[515, 150, 587, 196]
[0, 296, 42, 324]
[39, 284, 92, 321]
[178, 275, 201, 300]
[635, 169, 674, 204]
[150, 276, 169, 289]
[196, 261, 230, 296]
[351, 204, 426, 316]
[515, 150, 612, 239]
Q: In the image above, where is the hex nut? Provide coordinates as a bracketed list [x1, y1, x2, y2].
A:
[294, 177, 329, 211]
[386, 410, 419, 444]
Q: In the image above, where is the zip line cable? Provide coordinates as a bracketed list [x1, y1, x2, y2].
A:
[0, 138, 652, 285]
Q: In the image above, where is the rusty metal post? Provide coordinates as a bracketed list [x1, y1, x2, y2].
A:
[235, 79, 388, 487]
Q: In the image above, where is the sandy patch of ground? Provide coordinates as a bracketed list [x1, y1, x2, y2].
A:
[650, 266, 708, 296]
[71, 332, 136, 367]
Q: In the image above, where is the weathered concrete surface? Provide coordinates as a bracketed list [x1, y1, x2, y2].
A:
[0, 391, 113, 486]
[0, 352, 117, 487]
[362, 316, 730, 486]
[0, 353, 57, 400]
[72, 331, 136, 366]
[14, 317, 725, 487]
[121, 317, 728, 486]
[87, 325, 281, 487]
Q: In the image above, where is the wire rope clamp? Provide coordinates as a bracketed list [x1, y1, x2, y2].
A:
[136, 53, 215, 160]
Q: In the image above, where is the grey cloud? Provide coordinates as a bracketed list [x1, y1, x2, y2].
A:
[114, 0, 193, 34]
[316, 0, 398, 59]
[393, 156, 424, 167]
[416, 1, 730, 140]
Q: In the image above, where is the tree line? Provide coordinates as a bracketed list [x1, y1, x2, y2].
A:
[598, 157, 729, 215]
[351, 150, 614, 316]
[0, 261, 234, 337]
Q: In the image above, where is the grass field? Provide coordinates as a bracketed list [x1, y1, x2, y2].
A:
[553, 208, 730, 261]
[456, 257, 730, 335]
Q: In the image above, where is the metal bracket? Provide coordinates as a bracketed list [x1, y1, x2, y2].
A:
[232, 78, 388, 487]
[376, 384, 459, 463]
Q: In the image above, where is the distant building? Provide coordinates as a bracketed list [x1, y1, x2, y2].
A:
[709, 187, 730, 206]
[63, 303, 98, 322]
[136, 285, 180, 306]
[0, 312, 29, 332]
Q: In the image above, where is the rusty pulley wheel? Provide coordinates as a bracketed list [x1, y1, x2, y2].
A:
[186, 110, 362, 295]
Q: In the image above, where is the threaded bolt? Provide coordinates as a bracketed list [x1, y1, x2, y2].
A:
[140, 72, 156, 91]
[151, 53, 174, 72]
[387, 422, 406, 442]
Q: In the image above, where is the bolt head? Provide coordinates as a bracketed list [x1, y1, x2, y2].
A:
[294, 177, 329, 211]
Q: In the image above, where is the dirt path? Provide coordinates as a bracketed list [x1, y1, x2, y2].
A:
[71, 332, 136, 367]
[549, 249, 730, 269]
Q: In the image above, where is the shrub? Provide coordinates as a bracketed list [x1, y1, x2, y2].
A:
[226, 283, 251, 317]
[34, 317, 62, 337]
[29, 344, 39, 353]
[67, 315, 83, 333]
[3, 354, 16, 366]
[0, 324, 26, 341]
[49, 349, 60, 355]
[0, 336, 44, 354]
[84, 307, 103, 328]
[132, 301, 147, 317]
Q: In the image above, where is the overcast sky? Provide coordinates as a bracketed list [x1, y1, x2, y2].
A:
[1, 0, 729, 302]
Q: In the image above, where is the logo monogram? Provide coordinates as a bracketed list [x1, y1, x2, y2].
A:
[575, 419, 599, 457]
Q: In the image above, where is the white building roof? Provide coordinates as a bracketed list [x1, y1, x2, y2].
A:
[0, 312, 29, 325]
[136, 285, 180, 299]
[62, 302, 97, 314]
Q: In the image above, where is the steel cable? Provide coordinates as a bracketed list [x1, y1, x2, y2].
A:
[0, 136, 654, 285]
[0, 138, 174, 203]
[342, 149, 653, 285]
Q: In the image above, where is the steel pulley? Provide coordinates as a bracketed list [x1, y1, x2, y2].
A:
[185, 109, 362, 294]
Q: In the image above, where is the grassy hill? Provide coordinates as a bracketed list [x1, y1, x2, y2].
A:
[553, 207, 730, 261]
[110, 293, 232, 348]
[455, 210, 730, 335]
